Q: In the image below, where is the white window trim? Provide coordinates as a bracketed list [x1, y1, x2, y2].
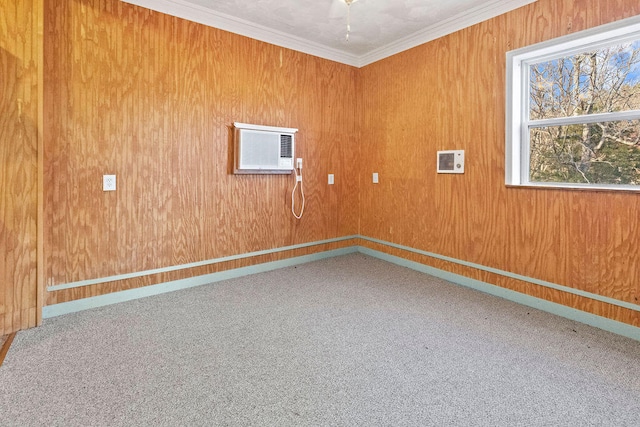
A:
[506, 14, 640, 191]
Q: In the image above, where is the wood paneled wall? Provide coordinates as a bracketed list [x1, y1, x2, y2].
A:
[8, 0, 636, 332]
[359, 0, 640, 326]
[43, 0, 360, 305]
[0, 0, 42, 335]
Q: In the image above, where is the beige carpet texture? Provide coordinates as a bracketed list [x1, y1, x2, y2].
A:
[1, 254, 639, 426]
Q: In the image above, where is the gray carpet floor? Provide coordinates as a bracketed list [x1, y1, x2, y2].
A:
[1, 253, 640, 426]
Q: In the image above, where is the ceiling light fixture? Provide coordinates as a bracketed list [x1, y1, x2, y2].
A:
[343, 0, 358, 42]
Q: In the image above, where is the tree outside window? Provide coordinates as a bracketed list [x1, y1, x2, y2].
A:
[506, 16, 640, 190]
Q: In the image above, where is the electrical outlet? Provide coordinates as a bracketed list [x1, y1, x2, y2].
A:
[373, 172, 379, 184]
[328, 174, 334, 185]
[296, 158, 303, 169]
[103, 175, 116, 191]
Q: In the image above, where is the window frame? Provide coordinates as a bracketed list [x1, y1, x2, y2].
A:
[505, 14, 640, 191]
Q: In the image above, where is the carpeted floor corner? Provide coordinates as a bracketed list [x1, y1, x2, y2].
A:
[1, 253, 639, 426]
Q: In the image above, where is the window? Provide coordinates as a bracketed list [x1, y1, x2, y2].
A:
[506, 15, 640, 190]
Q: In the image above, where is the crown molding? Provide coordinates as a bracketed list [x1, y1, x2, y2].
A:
[121, 0, 537, 68]
[120, 0, 362, 66]
[357, 0, 537, 67]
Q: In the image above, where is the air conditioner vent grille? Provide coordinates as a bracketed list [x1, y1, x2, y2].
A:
[280, 134, 292, 158]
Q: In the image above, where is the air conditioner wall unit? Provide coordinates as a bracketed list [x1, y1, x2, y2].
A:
[234, 122, 298, 174]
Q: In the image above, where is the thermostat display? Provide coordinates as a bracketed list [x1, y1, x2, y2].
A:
[437, 150, 465, 174]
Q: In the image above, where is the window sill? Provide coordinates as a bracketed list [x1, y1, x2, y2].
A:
[505, 183, 640, 193]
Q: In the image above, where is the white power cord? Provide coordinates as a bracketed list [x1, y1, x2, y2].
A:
[291, 159, 305, 219]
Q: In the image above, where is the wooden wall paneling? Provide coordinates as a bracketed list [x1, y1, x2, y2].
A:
[43, 0, 64, 291]
[359, 0, 640, 326]
[170, 18, 211, 267]
[607, 194, 640, 304]
[36, 0, 45, 327]
[44, 0, 360, 305]
[340, 67, 362, 238]
[41, 0, 640, 328]
[0, 0, 41, 334]
[296, 60, 360, 241]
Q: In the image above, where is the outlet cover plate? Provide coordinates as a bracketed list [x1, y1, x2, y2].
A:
[103, 175, 116, 191]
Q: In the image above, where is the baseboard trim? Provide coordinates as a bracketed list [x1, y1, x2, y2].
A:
[49, 234, 639, 314]
[48, 235, 359, 292]
[43, 247, 357, 319]
[358, 246, 640, 342]
[42, 236, 640, 342]
[357, 236, 640, 313]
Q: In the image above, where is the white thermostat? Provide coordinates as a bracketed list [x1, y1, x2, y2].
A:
[437, 150, 465, 174]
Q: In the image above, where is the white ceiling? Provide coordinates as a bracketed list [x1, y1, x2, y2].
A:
[121, 0, 536, 67]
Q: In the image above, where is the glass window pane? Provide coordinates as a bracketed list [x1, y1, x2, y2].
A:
[529, 120, 640, 185]
[529, 41, 640, 120]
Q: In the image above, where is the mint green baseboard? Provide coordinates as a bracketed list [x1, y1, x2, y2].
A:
[358, 246, 640, 342]
[47, 235, 360, 292]
[43, 237, 640, 342]
[42, 247, 357, 319]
